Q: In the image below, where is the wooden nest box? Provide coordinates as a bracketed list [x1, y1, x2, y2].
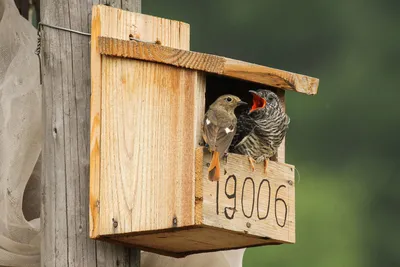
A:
[90, 5, 319, 257]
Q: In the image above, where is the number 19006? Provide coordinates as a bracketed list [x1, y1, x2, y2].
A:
[215, 175, 288, 228]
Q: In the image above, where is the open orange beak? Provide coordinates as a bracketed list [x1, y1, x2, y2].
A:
[249, 90, 267, 113]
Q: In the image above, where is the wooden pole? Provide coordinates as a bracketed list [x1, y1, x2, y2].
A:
[40, 0, 141, 266]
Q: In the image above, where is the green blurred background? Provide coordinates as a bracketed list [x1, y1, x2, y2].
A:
[142, 0, 400, 266]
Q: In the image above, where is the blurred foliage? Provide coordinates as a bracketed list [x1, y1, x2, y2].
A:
[144, 0, 400, 266]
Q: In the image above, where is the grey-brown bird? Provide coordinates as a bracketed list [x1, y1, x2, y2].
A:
[230, 89, 290, 173]
[203, 95, 247, 181]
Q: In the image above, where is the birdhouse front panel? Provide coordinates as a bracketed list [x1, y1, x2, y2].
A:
[90, 5, 319, 258]
[196, 148, 295, 243]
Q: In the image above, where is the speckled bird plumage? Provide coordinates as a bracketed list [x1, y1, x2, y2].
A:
[230, 89, 290, 170]
[203, 94, 247, 181]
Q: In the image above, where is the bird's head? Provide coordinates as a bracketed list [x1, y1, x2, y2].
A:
[211, 94, 247, 111]
[248, 89, 280, 115]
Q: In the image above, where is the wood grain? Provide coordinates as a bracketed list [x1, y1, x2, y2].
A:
[99, 59, 200, 235]
[90, 5, 207, 238]
[41, 1, 140, 267]
[97, 36, 319, 95]
[195, 148, 204, 225]
[106, 226, 280, 257]
[198, 148, 295, 243]
[90, 4, 191, 239]
[275, 89, 286, 163]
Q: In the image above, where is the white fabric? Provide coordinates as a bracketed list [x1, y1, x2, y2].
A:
[141, 249, 245, 267]
[0, 0, 41, 266]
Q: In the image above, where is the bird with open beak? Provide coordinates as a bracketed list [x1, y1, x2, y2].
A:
[203, 95, 247, 181]
[230, 89, 290, 173]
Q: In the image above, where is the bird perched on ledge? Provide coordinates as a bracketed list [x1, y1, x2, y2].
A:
[203, 95, 247, 181]
[230, 89, 290, 173]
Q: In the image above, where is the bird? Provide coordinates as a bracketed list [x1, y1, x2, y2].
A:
[203, 95, 247, 181]
[230, 89, 290, 174]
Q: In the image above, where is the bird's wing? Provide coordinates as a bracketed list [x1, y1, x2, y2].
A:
[215, 122, 236, 155]
[203, 109, 236, 155]
[203, 109, 219, 149]
[230, 110, 256, 151]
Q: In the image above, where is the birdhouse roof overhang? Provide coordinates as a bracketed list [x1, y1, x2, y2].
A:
[97, 36, 319, 95]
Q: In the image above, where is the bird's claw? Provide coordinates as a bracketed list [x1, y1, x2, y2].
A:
[248, 156, 255, 172]
[264, 159, 269, 174]
[223, 152, 229, 164]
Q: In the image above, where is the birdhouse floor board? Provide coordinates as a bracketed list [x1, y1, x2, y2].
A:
[99, 226, 282, 258]
[97, 36, 319, 95]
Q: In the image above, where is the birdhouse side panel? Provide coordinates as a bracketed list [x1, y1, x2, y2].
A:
[198, 149, 295, 243]
[99, 58, 205, 235]
[90, 4, 195, 238]
[275, 89, 286, 163]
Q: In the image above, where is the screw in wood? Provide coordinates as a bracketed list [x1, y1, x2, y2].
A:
[112, 218, 118, 228]
[288, 180, 293, 186]
[246, 222, 251, 228]
[172, 217, 178, 227]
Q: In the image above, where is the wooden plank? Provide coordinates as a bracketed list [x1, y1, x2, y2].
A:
[90, 5, 204, 237]
[195, 148, 204, 225]
[275, 89, 286, 163]
[97, 36, 319, 95]
[99, 59, 200, 235]
[90, 4, 191, 238]
[107, 226, 279, 257]
[194, 73, 206, 225]
[198, 148, 295, 243]
[41, 1, 140, 267]
[90, 4, 102, 240]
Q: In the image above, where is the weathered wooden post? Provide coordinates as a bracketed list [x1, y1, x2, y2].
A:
[40, 0, 140, 266]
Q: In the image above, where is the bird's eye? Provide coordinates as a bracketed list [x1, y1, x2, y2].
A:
[267, 95, 274, 101]
[226, 97, 232, 102]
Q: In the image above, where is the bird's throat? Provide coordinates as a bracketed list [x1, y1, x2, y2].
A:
[250, 93, 266, 113]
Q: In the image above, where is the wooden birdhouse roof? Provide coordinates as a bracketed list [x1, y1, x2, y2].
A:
[97, 36, 319, 95]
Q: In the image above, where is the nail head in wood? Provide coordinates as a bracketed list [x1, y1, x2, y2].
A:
[112, 218, 118, 228]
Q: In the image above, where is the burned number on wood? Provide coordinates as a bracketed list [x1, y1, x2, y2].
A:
[224, 175, 237, 219]
[216, 175, 288, 228]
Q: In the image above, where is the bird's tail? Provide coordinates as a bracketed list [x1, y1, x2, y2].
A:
[208, 151, 220, 181]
